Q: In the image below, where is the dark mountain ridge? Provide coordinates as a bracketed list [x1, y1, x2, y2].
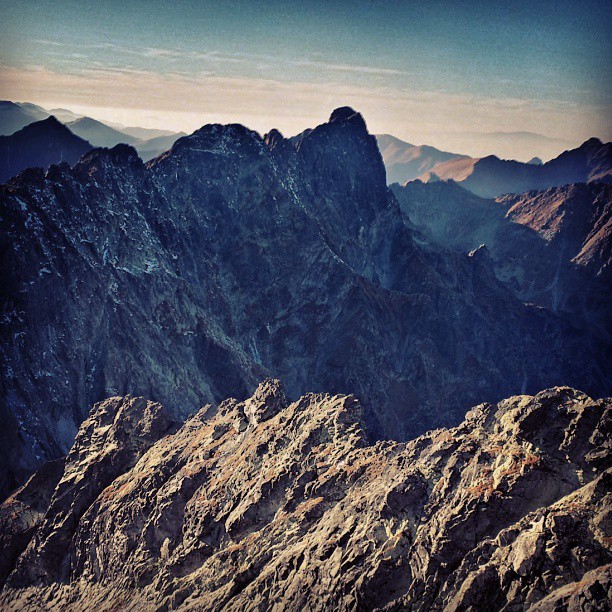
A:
[0, 116, 93, 183]
[0, 107, 610, 500]
[0, 101, 49, 136]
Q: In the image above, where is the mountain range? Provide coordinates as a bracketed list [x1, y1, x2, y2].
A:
[1, 101, 610, 198]
[378, 133, 612, 198]
[0, 101, 185, 168]
[1, 107, 610, 500]
[417, 138, 612, 198]
[0, 102, 611, 611]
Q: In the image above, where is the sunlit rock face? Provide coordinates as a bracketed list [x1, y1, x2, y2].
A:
[1, 107, 610, 498]
[0, 383, 609, 610]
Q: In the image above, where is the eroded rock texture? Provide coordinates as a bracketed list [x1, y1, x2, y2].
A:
[0, 382, 609, 610]
[2, 108, 610, 498]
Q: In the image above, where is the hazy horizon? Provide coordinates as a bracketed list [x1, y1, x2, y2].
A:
[1, 0, 610, 160]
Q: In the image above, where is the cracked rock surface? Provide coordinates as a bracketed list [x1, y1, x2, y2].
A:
[0, 382, 609, 610]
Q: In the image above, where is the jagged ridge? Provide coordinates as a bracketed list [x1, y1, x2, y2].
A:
[0, 383, 610, 610]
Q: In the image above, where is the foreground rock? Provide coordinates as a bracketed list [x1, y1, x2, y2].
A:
[1, 382, 609, 610]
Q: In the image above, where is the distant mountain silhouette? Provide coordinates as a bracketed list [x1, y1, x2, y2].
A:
[137, 132, 187, 161]
[48, 108, 83, 123]
[376, 134, 467, 183]
[0, 116, 93, 183]
[415, 138, 612, 197]
[117, 125, 180, 140]
[455, 130, 573, 161]
[0, 101, 49, 136]
[67, 117, 143, 148]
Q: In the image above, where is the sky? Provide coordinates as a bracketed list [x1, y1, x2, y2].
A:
[0, 0, 610, 160]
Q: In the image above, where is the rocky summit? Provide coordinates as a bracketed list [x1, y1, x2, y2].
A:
[0, 382, 609, 610]
[1, 107, 610, 499]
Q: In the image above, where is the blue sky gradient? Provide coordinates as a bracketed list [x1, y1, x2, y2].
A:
[0, 1, 610, 158]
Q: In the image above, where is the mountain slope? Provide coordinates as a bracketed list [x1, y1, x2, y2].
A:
[392, 180, 612, 335]
[1, 108, 609, 499]
[0, 101, 50, 136]
[117, 125, 180, 140]
[136, 132, 186, 161]
[0, 116, 93, 183]
[416, 138, 612, 198]
[0, 383, 609, 610]
[500, 183, 612, 280]
[376, 134, 467, 184]
[67, 117, 143, 148]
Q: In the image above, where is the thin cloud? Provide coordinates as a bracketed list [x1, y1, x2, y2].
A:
[293, 60, 405, 76]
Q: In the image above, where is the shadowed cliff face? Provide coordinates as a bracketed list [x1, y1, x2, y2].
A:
[1, 108, 610, 498]
[0, 383, 610, 610]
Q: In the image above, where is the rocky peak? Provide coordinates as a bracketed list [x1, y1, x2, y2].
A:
[263, 128, 285, 149]
[5, 396, 174, 586]
[77, 142, 142, 171]
[243, 378, 288, 427]
[328, 106, 367, 130]
[179, 122, 263, 153]
[0, 115, 93, 182]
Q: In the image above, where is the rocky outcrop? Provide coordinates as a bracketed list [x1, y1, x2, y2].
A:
[0, 383, 609, 610]
[2, 395, 173, 590]
[1, 107, 610, 499]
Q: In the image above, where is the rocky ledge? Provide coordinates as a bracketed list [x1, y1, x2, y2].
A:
[0, 382, 610, 610]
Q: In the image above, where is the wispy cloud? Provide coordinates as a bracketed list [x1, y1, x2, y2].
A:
[292, 60, 405, 76]
[29, 37, 405, 76]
